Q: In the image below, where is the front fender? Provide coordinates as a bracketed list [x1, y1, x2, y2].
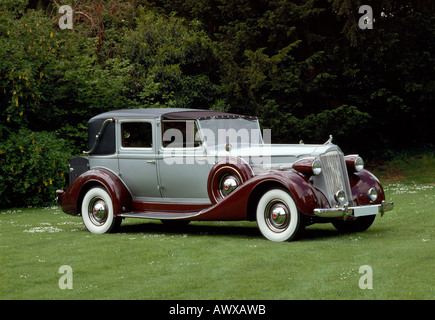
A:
[59, 169, 132, 217]
[254, 170, 329, 216]
[194, 169, 329, 221]
[349, 169, 386, 206]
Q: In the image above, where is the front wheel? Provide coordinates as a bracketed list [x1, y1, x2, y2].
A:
[256, 189, 303, 242]
[81, 187, 121, 234]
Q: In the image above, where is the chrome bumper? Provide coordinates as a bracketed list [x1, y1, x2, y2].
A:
[313, 200, 394, 219]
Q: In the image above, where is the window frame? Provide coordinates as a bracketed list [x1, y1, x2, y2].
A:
[118, 119, 154, 152]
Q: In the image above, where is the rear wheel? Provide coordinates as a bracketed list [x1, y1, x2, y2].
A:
[81, 187, 121, 234]
[256, 189, 303, 242]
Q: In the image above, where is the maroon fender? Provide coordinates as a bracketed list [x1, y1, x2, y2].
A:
[349, 169, 386, 206]
[196, 169, 329, 221]
[207, 157, 254, 204]
[59, 169, 132, 217]
[262, 170, 330, 216]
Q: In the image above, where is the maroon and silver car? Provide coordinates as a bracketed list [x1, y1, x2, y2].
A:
[57, 108, 394, 241]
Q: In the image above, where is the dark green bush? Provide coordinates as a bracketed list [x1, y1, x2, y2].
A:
[0, 129, 71, 208]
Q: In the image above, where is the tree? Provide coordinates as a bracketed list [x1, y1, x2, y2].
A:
[120, 7, 224, 110]
[156, 0, 434, 155]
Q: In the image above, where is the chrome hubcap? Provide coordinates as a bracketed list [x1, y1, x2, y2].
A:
[220, 174, 239, 197]
[88, 197, 108, 226]
[265, 200, 290, 232]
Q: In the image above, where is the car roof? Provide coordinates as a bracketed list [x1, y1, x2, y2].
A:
[87, 108, 257, 155]
[90, 108, 193, 121]
[89, 108, 256, 122]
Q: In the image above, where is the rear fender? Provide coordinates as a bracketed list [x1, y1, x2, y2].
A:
[60, 169, 132, 217]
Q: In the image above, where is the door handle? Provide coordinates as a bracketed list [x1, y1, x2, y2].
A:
[196, 157, 207, 164]
[146, 160, 156, 164]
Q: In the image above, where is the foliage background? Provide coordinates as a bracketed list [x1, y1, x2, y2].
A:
[0, 0, 434, 208]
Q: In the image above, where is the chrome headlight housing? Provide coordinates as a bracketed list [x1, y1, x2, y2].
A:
[334, 190, 346, 205]
[367, 187, 378, 202]
[293, 157, 322, 176]
[354, 156, 364, 172]
[312, 159, 322, 176]
[345, 155, 364, 172]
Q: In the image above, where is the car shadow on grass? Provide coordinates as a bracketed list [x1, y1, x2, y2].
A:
[119, 221, 261, 239]
[117, 220, 344, 241]
[301, 227, 343, 241]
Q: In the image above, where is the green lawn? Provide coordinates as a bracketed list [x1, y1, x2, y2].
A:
[1, 157, 434, 300]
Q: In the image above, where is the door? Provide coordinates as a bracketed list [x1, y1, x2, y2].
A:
[157, 119, 211, 203]
[117, 120, 161, 201]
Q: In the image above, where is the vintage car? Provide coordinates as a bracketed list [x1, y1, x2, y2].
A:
[57, 108, 394, 241]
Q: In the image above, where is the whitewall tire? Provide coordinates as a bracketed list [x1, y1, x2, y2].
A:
[81, 187, 121, 234]
[256, 189, 302, 242]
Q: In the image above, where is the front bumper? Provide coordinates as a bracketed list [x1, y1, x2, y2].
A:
[313, 200, 394, 219]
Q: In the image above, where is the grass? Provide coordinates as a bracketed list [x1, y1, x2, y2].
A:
[368, 152, 435, 185]
[1, 155, 434, 300]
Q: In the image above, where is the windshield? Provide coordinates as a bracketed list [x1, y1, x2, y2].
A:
[197, 117, 263, 148]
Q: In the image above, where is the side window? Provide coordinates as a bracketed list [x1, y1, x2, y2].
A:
[121, 122, 152, 148]
[162, 121, 201, 148]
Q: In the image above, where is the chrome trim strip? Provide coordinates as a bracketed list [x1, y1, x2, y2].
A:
[121, 211, 201, 220]
[84, 118, 114, 154]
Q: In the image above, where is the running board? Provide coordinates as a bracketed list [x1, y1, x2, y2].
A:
[120, 211, 202, 220]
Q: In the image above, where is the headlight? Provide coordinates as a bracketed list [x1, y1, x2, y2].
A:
[345, 155, 364, 172]
[293, 157, 322, 176]
[334, 190, 346, 205]
[367, 187, 378, 202]
[312, 159, 322, 175]
[354, 156, 364, 172]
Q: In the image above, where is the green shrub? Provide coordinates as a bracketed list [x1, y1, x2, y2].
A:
[0, 128, 71, 208]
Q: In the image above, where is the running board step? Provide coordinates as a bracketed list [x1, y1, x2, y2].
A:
[121, 211, 201, 220]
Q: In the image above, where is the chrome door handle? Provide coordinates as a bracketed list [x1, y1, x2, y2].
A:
[146, 160, 156, 164]
[196, 157, 207, 164]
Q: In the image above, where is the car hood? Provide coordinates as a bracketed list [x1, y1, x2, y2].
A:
[208, 143, 342, 169]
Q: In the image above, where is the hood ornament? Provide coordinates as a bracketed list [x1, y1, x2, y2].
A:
[324, 135, 333, 145]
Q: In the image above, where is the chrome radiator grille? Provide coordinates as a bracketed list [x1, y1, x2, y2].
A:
[319, 151, 352, 206]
